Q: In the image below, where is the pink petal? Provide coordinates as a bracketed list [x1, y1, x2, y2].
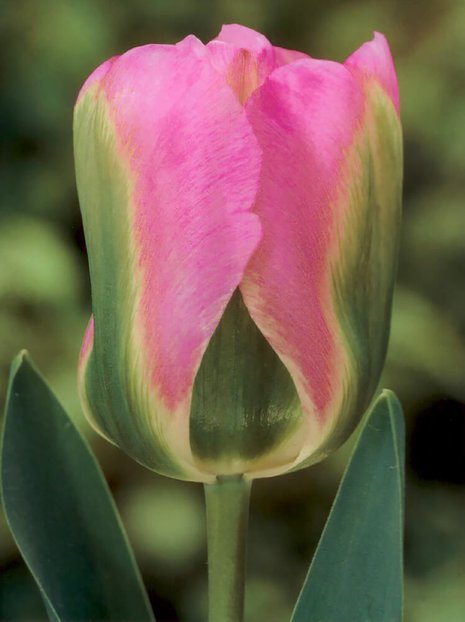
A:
[99, 37, 262, 416]
[274, 46, 310, 64]
[241, 59, 364, 455]
[79, 315, 94, 368]
[207, 24, 310, 104]
[76, 57, 118, 104]
[77, 314, 94, 413]
[345, 32, 400, 113]
[213, 23, 272, 51]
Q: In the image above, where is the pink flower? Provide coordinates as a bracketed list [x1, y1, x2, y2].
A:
[75, 25, 402, 482]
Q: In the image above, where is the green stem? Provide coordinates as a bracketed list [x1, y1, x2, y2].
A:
[204, 475, 252, 622]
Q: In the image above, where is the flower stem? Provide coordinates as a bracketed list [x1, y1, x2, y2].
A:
[204, 474, 251, 622]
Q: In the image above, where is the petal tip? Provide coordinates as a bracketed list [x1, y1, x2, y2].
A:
[214, 23, 271, 50]
[345, 32, 400, 113]
[76, 57, 118, 105]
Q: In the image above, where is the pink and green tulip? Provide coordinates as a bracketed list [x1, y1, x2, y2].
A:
[74, 25, 402, 483]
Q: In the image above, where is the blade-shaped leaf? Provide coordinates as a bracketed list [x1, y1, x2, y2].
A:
[1, 352, 155, 622]
[291, 390, 405, 622]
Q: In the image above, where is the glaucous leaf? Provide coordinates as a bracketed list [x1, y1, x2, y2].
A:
[291, 390, 404, 622]
[1, 352, 155, 622]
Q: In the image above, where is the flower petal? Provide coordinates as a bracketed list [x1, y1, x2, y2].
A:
[189, 290, 303, 478]
[213, 23, 272, 50]
[75, 37, 262, 481]
[241, 55, 402, 470]
[273, 46, 310, 64]
[345, 31, 400, 113]
[207, 24, 309, 104]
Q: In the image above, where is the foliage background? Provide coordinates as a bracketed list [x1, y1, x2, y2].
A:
[1, 0, 465, 620]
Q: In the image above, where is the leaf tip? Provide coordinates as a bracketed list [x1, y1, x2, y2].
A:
[9, 350, 31, 379]
[378, 387, 404, 427]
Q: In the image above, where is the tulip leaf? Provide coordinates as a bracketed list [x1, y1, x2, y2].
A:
[1, 352, 155, 622]
[291, 390, 404, 622]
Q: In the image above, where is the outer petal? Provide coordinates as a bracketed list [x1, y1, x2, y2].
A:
[241, 54, 402, 474]
[345, 31, 400, 113]
[189, 290, 303, 478]
[74, 36, 262, 482]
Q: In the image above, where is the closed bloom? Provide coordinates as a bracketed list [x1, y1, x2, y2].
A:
[75, 25, 402, 483]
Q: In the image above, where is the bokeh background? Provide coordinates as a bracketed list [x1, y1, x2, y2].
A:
[1, 0, 465, 620]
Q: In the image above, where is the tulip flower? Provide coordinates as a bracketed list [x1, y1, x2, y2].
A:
[74, 25, 402, 485]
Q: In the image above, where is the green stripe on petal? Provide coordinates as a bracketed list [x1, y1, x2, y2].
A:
[190, 290, 303, 476]
[75, 88, 191, 480]
[295, 83, 402, 470]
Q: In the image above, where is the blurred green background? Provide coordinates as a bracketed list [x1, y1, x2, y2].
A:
[1, 0, 465, 620]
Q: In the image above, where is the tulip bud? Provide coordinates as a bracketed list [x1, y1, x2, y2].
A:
[75, 25, 402, 483]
